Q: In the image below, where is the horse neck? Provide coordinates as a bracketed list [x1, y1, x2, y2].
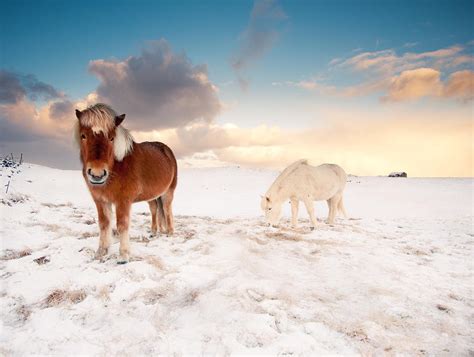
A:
[266, 180, 290, 205]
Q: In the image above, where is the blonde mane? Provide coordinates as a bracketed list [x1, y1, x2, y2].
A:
[73, 103, 134, 161]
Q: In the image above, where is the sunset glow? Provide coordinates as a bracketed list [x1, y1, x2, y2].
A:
[1, 0, 472, 176]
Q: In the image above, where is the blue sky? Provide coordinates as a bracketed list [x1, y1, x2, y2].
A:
[0, 0, 473, 175]
[2, 0, 472, 98]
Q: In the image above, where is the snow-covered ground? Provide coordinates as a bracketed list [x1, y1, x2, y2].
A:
[0, 163, 472, 355]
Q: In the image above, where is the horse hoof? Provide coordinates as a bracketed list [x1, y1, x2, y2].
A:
[144, 234, 155, 241]
[310, 226, 315, 231]
[117, 254, 129, 264]
[94, 248, 108, 260]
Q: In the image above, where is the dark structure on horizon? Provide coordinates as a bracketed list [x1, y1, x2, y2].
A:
[388, 172, 408, 178]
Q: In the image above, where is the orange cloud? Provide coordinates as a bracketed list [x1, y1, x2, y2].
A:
[443, 70, 474, 102]
[382, 68, 442, 102]
[338, 45, 465, 74]
[278, 43, 473, 103]
[382, 68, 474, 102]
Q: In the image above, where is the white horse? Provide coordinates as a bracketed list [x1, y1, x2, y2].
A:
[261, 160, 347, 227]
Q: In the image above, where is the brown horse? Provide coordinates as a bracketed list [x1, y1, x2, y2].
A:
[74, 103, 177, 264]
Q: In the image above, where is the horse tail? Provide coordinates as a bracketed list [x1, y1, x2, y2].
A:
[156, 197, 166, 230]
[167, 145, 178, 191]
[170, 151, 178, 190]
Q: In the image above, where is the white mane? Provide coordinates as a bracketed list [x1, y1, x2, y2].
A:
[73, 103, 134, 161]
[266, 159, 308, 196]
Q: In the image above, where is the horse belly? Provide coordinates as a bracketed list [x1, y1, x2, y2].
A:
[135, 182, 169, 202]
[134, 171, 173, 202]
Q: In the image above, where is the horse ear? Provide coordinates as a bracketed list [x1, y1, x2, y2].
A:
[115, 114, 126, 127]
[75, 109, 82, 120]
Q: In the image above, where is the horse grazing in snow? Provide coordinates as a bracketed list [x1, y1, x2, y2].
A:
[74, 103, 177, 264]
[261, 160, 347, 228]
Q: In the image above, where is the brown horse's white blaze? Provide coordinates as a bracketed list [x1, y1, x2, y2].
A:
[74, 103, 178, 264]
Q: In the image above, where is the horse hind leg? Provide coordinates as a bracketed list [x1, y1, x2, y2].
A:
[338, 196, 348, 218]
[156, 197, 167, 234]
[290, 199, 299, 227]
[161, 191, 175, 236]
[327, 195, 340, 225]
[148, 200, 158, 236]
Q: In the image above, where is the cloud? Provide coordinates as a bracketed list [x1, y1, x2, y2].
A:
[21, 74, 63, 101]
[338, 45, 465, 75]
[1, 97, 74, 142]
[382, 68, 442, 102]
[0, 98, 41, 142]
[0, 136, 79, 169]
[1, 38, 225, 168]
[0, 98, 80, 169]
[89, 39, 222, 131]
[381, 68, 474, 102]
[132, 122, 285, 158]
[0, 71, 76, 165]
[49, 99, 74, 120]
[443, 70, 474, 102]
[0, 70, 63, 104]
[279, 68, 473, 103]
[231, 0, 287, 89]
[0, 94, 80, 169]
[273, 78, 387, 98]
[279, 43, 473, 103]
[1, 80, 472, 176]
[0, 71, 26, 104]
[343, 49, 399, 73]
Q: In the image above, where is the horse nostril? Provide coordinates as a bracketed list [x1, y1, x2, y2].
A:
[87, 168, 107, 180]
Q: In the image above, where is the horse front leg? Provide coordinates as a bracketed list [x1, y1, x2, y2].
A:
[303, 199, 318, 229]
[116, 202, 131, 264]
[290, 199, 299, 227]
[94, 200, 112, 259]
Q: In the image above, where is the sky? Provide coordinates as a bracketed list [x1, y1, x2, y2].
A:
[0, 0, 473, 176]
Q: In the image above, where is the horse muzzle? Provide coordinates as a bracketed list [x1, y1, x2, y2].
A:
[87, 168, 108, 185]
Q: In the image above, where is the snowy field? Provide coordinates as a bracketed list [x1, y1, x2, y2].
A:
[0, 163, 472, 355]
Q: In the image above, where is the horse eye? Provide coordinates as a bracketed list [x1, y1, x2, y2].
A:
[81, 134, 86, 140]
[110, 137, 114, 142]
[268, 207, 272, 211]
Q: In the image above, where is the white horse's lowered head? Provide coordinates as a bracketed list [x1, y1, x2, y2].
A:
[261, 160, 348, 228]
